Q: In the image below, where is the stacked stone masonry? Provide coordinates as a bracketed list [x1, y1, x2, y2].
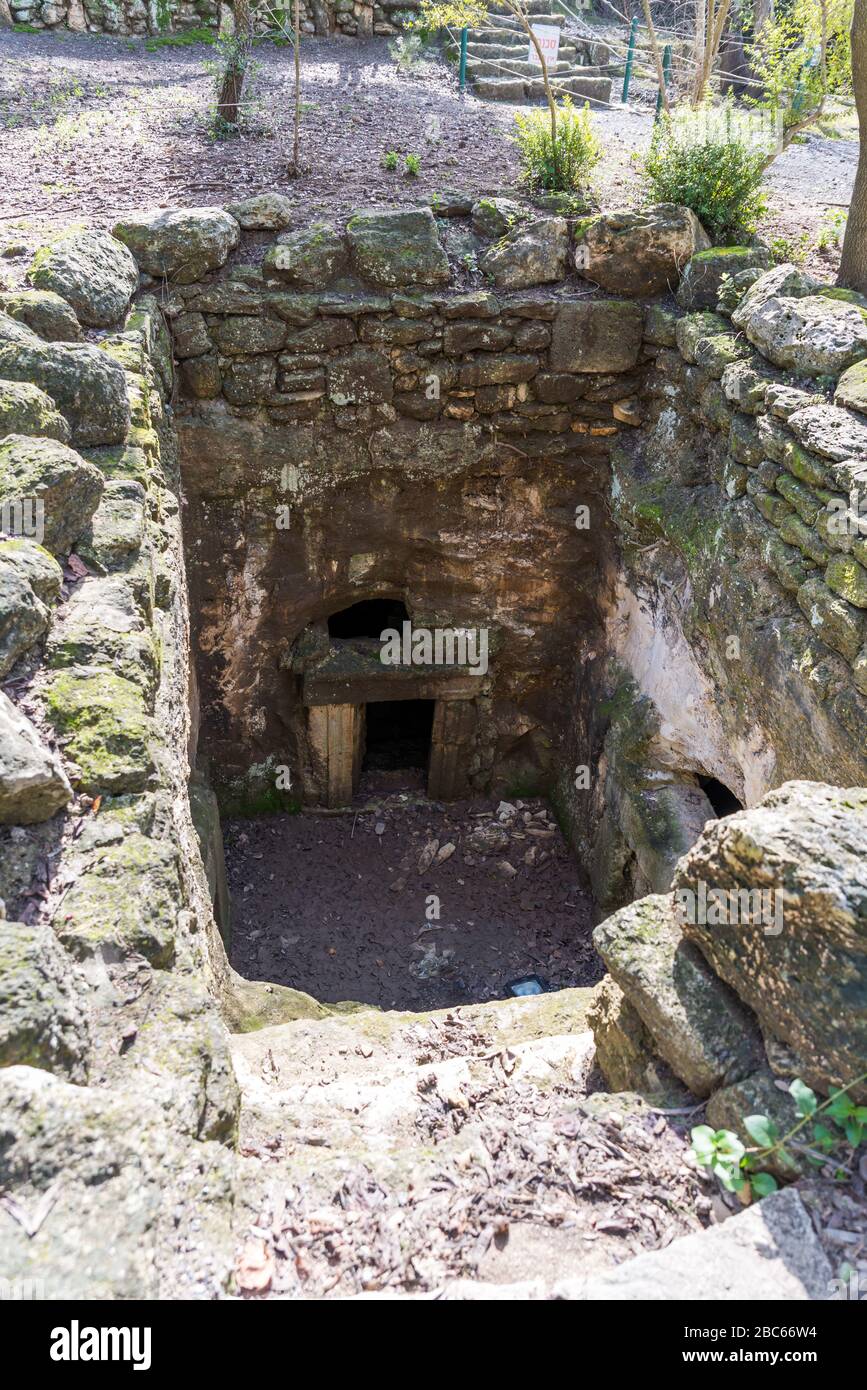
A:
[1, 197, 866, 1296]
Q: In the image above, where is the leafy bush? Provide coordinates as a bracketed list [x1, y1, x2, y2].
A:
[382, 150, 400, 171]
[389, 34, 425, 71]
[513, 97, 601, 195]
[404, 153, 421, 176]
[644, 109, 768, 242]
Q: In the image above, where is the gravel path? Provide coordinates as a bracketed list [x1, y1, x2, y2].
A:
[0, 27, 857, 278]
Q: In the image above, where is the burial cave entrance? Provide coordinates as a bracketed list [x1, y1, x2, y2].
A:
[328, 598, 409, 640]
[363, 698, 435, 785]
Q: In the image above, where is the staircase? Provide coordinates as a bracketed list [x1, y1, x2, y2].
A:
[445, 2, 614, 106]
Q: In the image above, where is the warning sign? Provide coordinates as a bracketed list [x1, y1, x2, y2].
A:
[528, 23, 561, 67]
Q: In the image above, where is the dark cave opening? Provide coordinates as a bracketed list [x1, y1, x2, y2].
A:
[698, 776, 744, 818]
[328, 598, 409, 640]
[364, 698, 435, 773]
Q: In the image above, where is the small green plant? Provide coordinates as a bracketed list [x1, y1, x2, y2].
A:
[768, 232, 811, 265]
[389, 33, 424, 72]
[382, 150, 400, 171]
[817, 208, 848, 251]
[404, 153, 421, 177]
[512, 96, 600, 195]
[691, 1072, 867, 1203]
[645, 109, 768, 242]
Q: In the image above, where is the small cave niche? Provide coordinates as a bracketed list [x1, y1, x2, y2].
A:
[697, 775, 743, 818]
[328, 598, 409, 640]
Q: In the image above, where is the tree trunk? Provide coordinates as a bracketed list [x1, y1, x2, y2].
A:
[691, 0, 706, 101]
[839, 1, 867, 292]
[753, 0, 773, 35]
[216, 0, 253, 130]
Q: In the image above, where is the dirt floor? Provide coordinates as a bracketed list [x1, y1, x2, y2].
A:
[0, 28, 857, 278]
[226, 783, 601, 1011]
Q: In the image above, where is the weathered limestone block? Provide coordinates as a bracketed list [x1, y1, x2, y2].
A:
[550, 300, 643, 373]
[674, 310, 732, 365]
[0, 379, 69, 442]
[731, 263, 820, 329]
[588, 975, 688, 1101]
[825, 552, 867, 609]
[262, 223, 348, 288]
[575, 1188, 832, 1301]
[577, 204, 709, 297]
[346, 208, 450, 287]
[113, 207, 240, 285]
[0, 691, 72, 823]
[797, 576, 866, 660]
[210, 314, 286, 355]
[0, 1067, 235, 1299]
[442, 320, 512, 354]
[189, 770, 231, 948]
[46, 576, 159, 699]
[0, 435, 104, 554]
[737, 293, 867, 376]
[0, 921, 88, 1078]
[470, 196, 526, 240]
[676, 245, 772, 311]
[172, 311, 212, 359]
[479, 217, 569, 289]
[124, 294, 173, 395]
[674, 782, 867, 1099]
[27, 229, 138, 328]
[53, 832, 179, 965]
[0, 537, 62, 603]
[0, 310, 43, 347]
[75, 479, 146, 575]
[43, 667, 156, 794]
[457, 352, 538, 387]
[835, 359, 867, 416]
[327, 345, 393, 405]
[111, 973, 238, 1142]
[643, 303, 679, 348]
[787, 402, 867, 464]
[0, 288, 81, 341]
[0, 342, 130, 447]
[226, 192, 294, 230]
[592, 894, 763, 1096]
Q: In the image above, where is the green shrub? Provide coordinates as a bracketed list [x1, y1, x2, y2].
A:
[382, 150, 400, 171]
[513, 96, 601, 194]
[644, 110, 768, 242]
[404, 153, 421, 176]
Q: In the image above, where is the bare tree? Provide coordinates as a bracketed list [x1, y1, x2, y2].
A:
[839, 1, 867, 291]
[692, 0, 732, 104]
[641, 0, 671, 113]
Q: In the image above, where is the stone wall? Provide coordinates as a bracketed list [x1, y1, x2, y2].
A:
[161, 196, 654, 811]
[5, 0, 415, 39]
[567, 248, 867, 915]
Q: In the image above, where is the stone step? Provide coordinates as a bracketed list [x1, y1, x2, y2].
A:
[463, 42, 581, 63]
[466, 57, 584, 79]
[472, 73, 613, 104]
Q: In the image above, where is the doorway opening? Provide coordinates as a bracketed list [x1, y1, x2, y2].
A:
[328, 598, 408, 640]
[364, 699, 435, 775]
[698, 775, 743, 818]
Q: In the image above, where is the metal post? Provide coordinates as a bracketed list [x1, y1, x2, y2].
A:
[621, 14, 638, 105]
[459, 27, 468, 92]
[655, 42, 672, 120]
